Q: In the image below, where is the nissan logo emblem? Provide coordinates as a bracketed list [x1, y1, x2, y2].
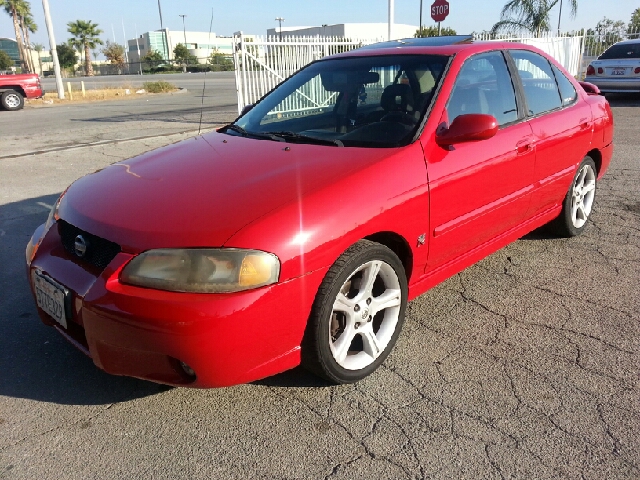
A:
[74, 235, 88, 257]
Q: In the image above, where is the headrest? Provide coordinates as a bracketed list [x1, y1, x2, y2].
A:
[381, 84, 414, 112]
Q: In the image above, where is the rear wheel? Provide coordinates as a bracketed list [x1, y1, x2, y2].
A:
[550, 156, 597, 237]
[302, 240, 408, 384]
[1, 90, 24, 111]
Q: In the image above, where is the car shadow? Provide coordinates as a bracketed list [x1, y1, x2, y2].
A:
[603, 92, 640, 107]
[0, 193, 164, 405]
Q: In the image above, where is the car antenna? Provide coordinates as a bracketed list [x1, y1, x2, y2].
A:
[198, 7, 215, 136]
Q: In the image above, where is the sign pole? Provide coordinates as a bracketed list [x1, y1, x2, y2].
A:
[438, 22, 441, 36]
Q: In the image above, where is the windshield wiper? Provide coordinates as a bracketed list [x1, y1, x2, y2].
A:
[264, 131, 344, 147]
[221, 124, 285, 142]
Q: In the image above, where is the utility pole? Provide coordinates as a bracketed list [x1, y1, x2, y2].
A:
[41, 0, 64, 99]
[158, 0, 169, 61]
[388, 0, 395, 41]
[275, 17, 285, 41]
[179, 14, 187, 46]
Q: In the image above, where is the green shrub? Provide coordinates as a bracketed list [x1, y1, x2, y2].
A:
[142, 81, 176, 93]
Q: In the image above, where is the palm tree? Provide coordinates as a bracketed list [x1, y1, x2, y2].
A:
[0, 0, 30, 72]
[32, 42, 43, 75]
[492, 0, 577, 37]
[20, 11, 38, 74]
[67, 20, 103, 76]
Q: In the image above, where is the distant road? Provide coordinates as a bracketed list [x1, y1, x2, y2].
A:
[2, 73, 238, 158]
[41, 71, 237, 93]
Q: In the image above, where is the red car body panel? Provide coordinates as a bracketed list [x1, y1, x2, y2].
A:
[26, 41, 614, 388]
[0, 73, 44, 98]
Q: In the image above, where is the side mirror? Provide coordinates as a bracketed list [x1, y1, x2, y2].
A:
[436, 113, 498, 146]
[579, 81, 601, 96]
[241, 104, 255, 116]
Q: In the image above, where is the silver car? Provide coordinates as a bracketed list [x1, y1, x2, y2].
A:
[585, 39, 640, 93]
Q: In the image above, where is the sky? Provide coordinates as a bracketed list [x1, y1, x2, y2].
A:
[2, 0, 638, 53]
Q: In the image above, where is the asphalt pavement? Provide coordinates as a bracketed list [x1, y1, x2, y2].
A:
[0, 92, 638, 479]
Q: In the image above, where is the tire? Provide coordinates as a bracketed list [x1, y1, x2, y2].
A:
[302, 240, 408, 384]
[1, 90, 25, 111]
[550, 156, 597, 237]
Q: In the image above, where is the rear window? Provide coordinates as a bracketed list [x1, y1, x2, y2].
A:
[599, 43, 640, 59]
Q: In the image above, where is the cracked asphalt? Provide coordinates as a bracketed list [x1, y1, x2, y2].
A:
[0, 93, 638, 479]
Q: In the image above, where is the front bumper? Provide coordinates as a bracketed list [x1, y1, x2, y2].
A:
[27, 222, 327, 388]
[584, 76, 640, 93]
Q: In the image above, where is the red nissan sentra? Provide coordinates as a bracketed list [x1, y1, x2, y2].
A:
[26, 38, 614, 388]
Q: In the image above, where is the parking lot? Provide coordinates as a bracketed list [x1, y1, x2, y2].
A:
[0, 88, 638, 479]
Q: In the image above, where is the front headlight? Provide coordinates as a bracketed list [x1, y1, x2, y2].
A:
[120, 248, 280, 293]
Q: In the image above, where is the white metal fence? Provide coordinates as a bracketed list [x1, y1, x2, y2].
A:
[473, 31, 585, 77]
[232, 35, 382, 113]
[232, 29, 640, 113]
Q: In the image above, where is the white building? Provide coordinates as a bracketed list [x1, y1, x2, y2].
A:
[266, 23, 419, 41]
[127, 29, 254, 64]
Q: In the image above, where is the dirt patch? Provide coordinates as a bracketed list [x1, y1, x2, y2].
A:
[29, 85, 179, 106]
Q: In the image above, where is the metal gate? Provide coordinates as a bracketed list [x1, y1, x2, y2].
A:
[231, 35, 381, 114]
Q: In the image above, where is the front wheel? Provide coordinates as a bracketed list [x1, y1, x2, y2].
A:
[302, 240, 408, 384]
[549, 156, 597, 237]
[1, 90, 25, 111]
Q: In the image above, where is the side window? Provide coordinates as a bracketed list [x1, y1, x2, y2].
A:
[551, 64, 578, 107]
[446, 51, 518, 127]
[510, 50, 562, 116]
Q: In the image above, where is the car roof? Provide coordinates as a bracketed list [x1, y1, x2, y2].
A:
[326, 38, 537, 59]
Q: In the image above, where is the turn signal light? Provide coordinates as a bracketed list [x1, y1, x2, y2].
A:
[586, 65, 595, 76]
[635, 67, 640, 74]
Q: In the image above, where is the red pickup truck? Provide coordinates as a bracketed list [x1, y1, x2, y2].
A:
[0, 73, 44, 111]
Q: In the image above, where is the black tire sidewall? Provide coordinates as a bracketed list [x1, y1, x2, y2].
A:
[305, 240, 408, 384]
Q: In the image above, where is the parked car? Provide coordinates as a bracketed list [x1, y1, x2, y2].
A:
[585, 38, 640, 93]
[0, 73, 44, 110]
[26, 38, 613, 388]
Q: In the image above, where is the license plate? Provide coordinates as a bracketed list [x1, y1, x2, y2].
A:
[32, 270, 68, 328]
[611, 68, 626, 76]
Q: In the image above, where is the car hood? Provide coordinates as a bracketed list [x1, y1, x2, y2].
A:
[58, 131, 394, 252]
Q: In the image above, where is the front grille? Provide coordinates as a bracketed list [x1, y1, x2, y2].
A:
[58, 220, 121, 271]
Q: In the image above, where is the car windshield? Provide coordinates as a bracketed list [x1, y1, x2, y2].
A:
[229, 54, 450, 148]
[599, 43, 640, 59]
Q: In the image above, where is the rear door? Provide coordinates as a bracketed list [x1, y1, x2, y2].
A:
[508, 49, 594, 214]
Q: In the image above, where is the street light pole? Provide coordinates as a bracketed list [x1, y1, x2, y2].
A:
[41, 0, 64, 99]
[179, 14, 187, 46]
[419, 0, 423, 33]
[275, 17, 285, 41]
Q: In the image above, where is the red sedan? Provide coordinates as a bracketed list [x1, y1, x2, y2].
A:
[26, 38, 613, 387]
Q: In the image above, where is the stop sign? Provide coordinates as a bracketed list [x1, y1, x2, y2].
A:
[430, 0, 450, 22]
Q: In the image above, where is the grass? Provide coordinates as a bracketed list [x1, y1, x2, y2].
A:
[142, 81, 176, 93]
[33, 82, 178, 105]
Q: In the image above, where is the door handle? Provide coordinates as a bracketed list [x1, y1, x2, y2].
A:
[579, 117, 591, 130]
[516, 138, 533, 154]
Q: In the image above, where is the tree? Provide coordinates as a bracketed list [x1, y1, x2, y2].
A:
[415, 26, 457, 37]
[20, 11, 37, 74]
[32, 42, 44, 74]
[101, 40, 125, 74]
[207, 48, 234, 71]
[0, 0, 31, 72]
[67, 19, 103, 76]
[143, 49, 164, 69]
[491, 0, 577, 37]
[56, 43, 77, 69]
[173, 43, 197, 66]
[0, 49, 13, 70]
[583, 18, 627, 57]
[629, 8, 640, 34]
